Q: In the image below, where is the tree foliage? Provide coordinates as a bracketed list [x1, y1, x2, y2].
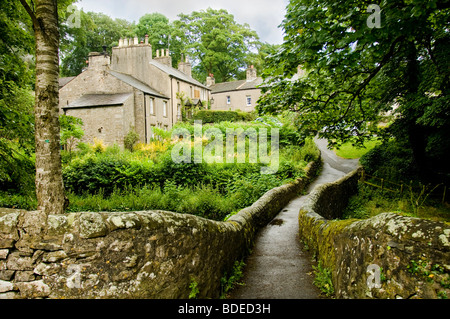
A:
[174, 8, 261, 82]
[60, 10, 135, 76]
[0, 0, 36, 192]
[258, 0, 450, 181]
[60, 114, 84, 153]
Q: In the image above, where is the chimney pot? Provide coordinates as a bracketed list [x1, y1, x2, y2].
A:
[134, 36, 139, 45]
[144, 34, 149, 44]
[119, 38, 123, 47]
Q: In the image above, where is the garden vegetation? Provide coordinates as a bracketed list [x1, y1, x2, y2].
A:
[0, 114, 320, 222]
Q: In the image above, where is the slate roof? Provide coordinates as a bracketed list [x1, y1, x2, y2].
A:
[149, 60, 209, 90]
[210, 77, 264, 94]
[58, 76, 76, 88]
[108, 70, 169, 99]
[63, 92, 132, 109]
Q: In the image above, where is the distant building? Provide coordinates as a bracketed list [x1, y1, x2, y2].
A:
[207, 65, 263, 112]
[59, 35, 210, 146]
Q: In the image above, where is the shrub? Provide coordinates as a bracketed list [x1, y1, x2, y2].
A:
[193, 110, 253, 123]
[360, 139, 419, 182]
[124, 127, 140, 151]
[92, 138, 106, 153]
[158, 152, 207, 187]
[226, 173, 282, 209]
[0, 191, 37, 210]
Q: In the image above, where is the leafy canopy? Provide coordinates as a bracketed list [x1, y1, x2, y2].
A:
[174, 8, 261, 82]
[258, 0, 449, 153]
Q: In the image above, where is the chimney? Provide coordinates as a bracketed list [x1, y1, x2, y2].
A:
[154, 48, 172, 67]
[111, 36, 153, 83]
[246, 65, 257, 82]
[206, 73, 215, 87]
[178, 55, 192, 77]
[145, 34, 149, 45]
[88, 51, 110, 69]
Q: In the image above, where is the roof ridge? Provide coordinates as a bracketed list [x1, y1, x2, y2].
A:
[149, 60, 209, 90]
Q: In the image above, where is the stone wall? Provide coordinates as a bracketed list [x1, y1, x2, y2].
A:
[298, 169, 450, 299]
[0, 161, 321, 299]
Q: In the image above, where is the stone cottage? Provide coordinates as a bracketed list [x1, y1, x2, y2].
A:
[207, 65, 263, 112]
[59, 36, 210, 146]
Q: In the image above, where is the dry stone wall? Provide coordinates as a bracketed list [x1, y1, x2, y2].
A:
[299, 168, 450, 299]
[0, 161, 321, 299]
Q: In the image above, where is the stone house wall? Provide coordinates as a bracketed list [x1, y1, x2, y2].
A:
[211, 88, 261, 112]
[60, 40, 210, 147]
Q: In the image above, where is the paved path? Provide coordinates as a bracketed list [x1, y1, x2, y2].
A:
[229, 139, 359, 299]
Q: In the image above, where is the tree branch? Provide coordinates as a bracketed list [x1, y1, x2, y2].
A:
[19, 0, 39, 30]
[335, 35, 406, 123]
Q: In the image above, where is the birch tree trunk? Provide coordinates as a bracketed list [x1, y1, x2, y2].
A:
[20, 0, 67, 215]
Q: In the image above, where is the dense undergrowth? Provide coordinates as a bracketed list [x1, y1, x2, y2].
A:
[0, 114, 320, 221]
[343, 139, 450, 223]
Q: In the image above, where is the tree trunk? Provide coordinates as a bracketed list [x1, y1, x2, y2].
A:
[32, 0, 67, 214]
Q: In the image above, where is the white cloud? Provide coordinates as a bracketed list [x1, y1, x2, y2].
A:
[77, 0, 288, 44]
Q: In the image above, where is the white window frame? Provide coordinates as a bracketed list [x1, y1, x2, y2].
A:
[163, 101, 168, 117]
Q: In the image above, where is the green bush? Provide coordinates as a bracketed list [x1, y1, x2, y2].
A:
[63, 153, 159, 195]
[58, 116, 320, 220]
[124, 127, 140, 151]
[360, 139, 419, 182]
[0, 191, 36, 210]
[193, 110, 253, 123]
[158, 152, 207, 187]
[66, 183, 233, 221]
[226, 173, 282, 209]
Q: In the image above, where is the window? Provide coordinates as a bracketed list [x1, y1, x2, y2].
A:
[163, 101, 168, 117]
[149, 98, 154, 115]
[177, 81, 180, 93]
[227, 96, 231, 105]
[194, 89, 200, 99]
[246, 95, 252, 106]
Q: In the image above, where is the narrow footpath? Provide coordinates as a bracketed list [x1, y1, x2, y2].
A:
[229, 139, 359, 299]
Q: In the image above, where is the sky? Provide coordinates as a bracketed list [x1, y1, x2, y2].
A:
[76, 0, 289, 44]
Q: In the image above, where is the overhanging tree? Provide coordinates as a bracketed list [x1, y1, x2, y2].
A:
[258, 0, 449, 181]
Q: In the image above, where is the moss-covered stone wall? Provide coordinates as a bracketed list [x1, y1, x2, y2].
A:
[299, 169, 450, 299]
[0, 160, 321, 299]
